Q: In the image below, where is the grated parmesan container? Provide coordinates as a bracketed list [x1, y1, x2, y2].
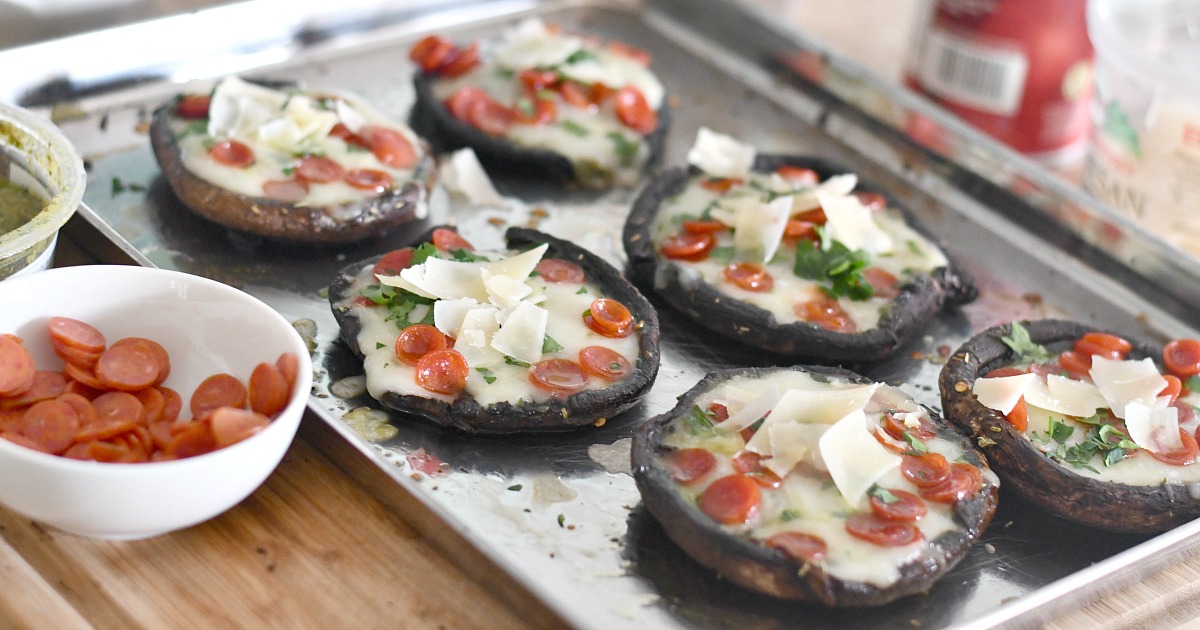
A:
[1082, 0, 1200, 255]
[0, 102, 85, 280]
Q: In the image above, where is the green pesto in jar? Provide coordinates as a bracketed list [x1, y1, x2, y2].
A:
[0, 179, 44, 236]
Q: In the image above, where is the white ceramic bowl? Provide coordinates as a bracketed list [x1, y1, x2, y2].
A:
[0, 265, 312, 539]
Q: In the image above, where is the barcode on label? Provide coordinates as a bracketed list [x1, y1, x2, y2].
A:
[915, 29, 1028, 116]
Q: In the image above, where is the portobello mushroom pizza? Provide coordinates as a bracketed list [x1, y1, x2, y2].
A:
[623, 130, 976, 362]
[408, 18, 668, 188]
[632, 366, 997, 605]
[150, 76, 435, 244]
[940, 319, 1200, 533]
[328, 226, 660, 433]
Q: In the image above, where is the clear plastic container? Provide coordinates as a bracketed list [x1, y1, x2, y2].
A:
[0, 102, 86, 280]
[1083, 0, 1200, 253]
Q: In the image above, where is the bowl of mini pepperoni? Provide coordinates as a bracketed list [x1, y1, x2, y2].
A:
[0, 265, 312, 539]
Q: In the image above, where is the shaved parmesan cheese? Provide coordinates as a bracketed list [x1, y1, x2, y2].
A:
[454, 307, 502, 367]
[335, 98, 366, 133]
[258, 95, 339, 151]
[732, 195, 792, 265]
[819, 410, 902, 506]
[761, 423, 828, 478]
[433, 297, 482, 337]
[377, 271, 438, 299]
[818, 190, 894, 255]
[494, 18, 583, 70]
[487, 243, 548, 283]
[1025, 375, 1109, 418]
[1090, 357, 1168, 419]
[973, 373, 1035, 415]
[207, 76, 288, 139]
[790, 174, 859, 213]
[1125, 402, 1183, 453]
[768, 384, 880, 425]
[400, 257, 488, 302]
[686, 128, 755, 179]
[484, 271, 533, 310]
[718, 386, 781, 435]
[439, 149, 505, 207]
[490, 301, 548, 364]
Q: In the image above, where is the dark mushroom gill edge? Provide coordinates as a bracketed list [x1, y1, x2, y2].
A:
[939, 318, 1200, 533]
[632, 365, 998, 606]
[329, 225, 661, 433]
[623, 154, 977, 363]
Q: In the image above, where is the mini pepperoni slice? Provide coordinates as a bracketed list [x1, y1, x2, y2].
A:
[48, 317, 106, 353]
[1149, 429, 1199, 466]
[274, 354, 300, 395]
[607, 41, 652, 65]
[854, 191, 888, 210]
[659, 231, 716, 261]
[614, 85, 657, 135]
[210, 139, 255, 167]
[529, 358, 589, 397]
[882, 410, 937, 442]
[985, 366, 1027, 378]
[18, 399, 80, 454]
[723, 262, 774, 292]
[700, 177, 742, 193]
[437, 42, 480, 78]
[1006, 398, 1030, 432]
[1074, 332, 1133, 361]
[363, 126, 417, 169]
[208, 406, 271, 448]
[869, 488, 928, 522]
[534, 258, 585, 283]
[373, 249, 416, 276]
[1057, 350, 1092, 380]
[58, 393, 98, 426]
[415, 349, 469, 395]
[159, 387, 183, 423]
[775, 165, 819, 185]
[63, 362, 105, 390]
[681, 219, 728, 234]
[1164, 339, 1200, 378]
[294, 155, 346, 183]
[64, 379, 102, 400]
[557, 81, 592, 109]
[465, 96, 515, 137]
[584, 298, 634, 338]
[845, 513, 924, 547]
[51, 339, 102, 370]
[395, 324, 449, 366]
[343, 169, 393, 192]
[175, 94, 211, 119]
[920, 463, 984, 504]
[91, 391, 145, 426]
[513, 94, 557, 125]
[190, 373, 248, 419]
[3, 431, 50, 453]
[901, 452, 951, 488]
[165, 420, 217, 459]
[1160, 375, 1183, 404]
[248, 362, 290, 417]
[665, 448, 717, 485]
[409, 34, 454, 72]
[765, 531, 827, 563]
[862, 267, 899, 299]
[0, 371, 66, 409]
[431, 228, 474, 252]
[95, 338, 169, 391]
[445, 86, 489, 121]
[796, 297, 856, 332]
[261, 178, 309, 203]
[699, 475, 761, 525]
[0, 335, 35, 398]
[578, 346, 632, 380]
[134, 387, 165, 424]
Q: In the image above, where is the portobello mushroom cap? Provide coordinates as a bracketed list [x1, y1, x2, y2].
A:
[329, 226, 661, 433]
[632, 365, 998, 606]
[149, 103, 437, 245]
[939, 318, 1200, 533]
[623, 154, 976, 363]
[410, 72, 669, 187]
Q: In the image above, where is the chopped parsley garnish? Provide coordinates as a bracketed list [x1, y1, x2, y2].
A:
[606, 132, 639, 167]
[906, 240, 922, 255]
[504, 356, 532, 368]
[699, 200, 720, 221]
[901, 430, 929, 454]
[999, 321, 1055, 364]
[281, 166, 296, 177]
[375, 342, 385, 350]
[608, 361, 622, 370]
[780, 509, 801, 522]
[793, 237, 874, 300]
[1033, 415, 1139, 473]
[494, 67, 515, 80]
[449, 248, 487, 263]
[810, 373, 831, 384]
[707, 246, 736, 265]
[542, 335, 564, 354]
[1187, 375, 1200, 392]
[536, 89, 556, 101]
[564, 49, 598, 64]
[515, 97, 536, 117]
[476, 367, 497, 384]
[557, 513, 566, 528]
[179, 119, 208, 138]
[507, 484, 522, 491]
[868, 485, 899, 504]
[110, 177, 147, 196]
[559, 120, 590, 137]
[410, 242, 442, 266]
[683, 404, 716, 436]
[357, 284, 436, 328]
[575, 287, 588, 295]
[346, 143, 369, 153]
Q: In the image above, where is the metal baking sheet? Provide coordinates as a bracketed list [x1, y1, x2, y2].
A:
[14, 0, 1200, 627]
